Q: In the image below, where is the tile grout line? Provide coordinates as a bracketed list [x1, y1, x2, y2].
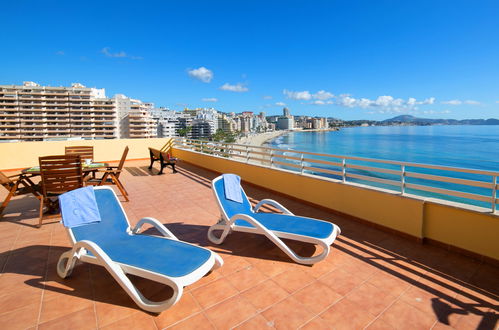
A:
[162, 291, 206, 329]
[0, 225, 22, 274]
[88, 265, 99, 329]
[361, 282, 412, 329]
[35, 223, 55, 330]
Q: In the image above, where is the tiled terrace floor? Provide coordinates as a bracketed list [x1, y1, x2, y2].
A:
[0, 159, 497, 330]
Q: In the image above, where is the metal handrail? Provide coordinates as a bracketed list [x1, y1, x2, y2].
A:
[173, 137, 499, 212]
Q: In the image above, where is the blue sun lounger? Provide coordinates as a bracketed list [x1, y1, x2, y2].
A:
[57, 186, 223, 313]
[208, 174, 341, 265]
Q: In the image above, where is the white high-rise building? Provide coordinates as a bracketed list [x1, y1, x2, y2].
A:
[0, 82, 115, 141]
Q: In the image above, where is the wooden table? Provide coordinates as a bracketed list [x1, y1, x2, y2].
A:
[22, 162, 109, 176]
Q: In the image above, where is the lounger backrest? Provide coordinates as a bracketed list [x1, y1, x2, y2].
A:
[212, 176, 253, 219]
[69, 187, 130, 242]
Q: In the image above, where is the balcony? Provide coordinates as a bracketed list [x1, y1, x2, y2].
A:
[0, 138, 497, 329]
[0, 156, 496, 328]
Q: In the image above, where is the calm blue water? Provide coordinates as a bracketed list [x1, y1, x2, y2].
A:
[267, 126, 499, 209]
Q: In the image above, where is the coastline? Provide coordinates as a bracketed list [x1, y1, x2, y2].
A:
[235, 128, 338, 147]
[235, 130, 287, 147]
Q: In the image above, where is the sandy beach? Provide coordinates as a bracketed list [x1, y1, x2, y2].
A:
[235, 130, 287, 147]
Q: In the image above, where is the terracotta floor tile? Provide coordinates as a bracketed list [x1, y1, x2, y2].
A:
[0, 301, 40, 330]
[204, 295, 257, 329]
[153, 292, 201, 329]
[318, 268, 365, 296]
[365, 318, 396, 329]
[226, 264, 268, 292]
[262, 296, 315, 329]
[38, 306, 97, 330]
[319, 298, 376, 329]
[299, 316, 334, 329]
[250, 258, 289, 278]
[301, 259, 336, 279]
[417, 273, 463, 299]
[293, 280, 343, 315]
[100, 311, 156, 330]
[367, 271, 411, 297]
[233, 313, 275, 329]
[241, 279, 289, 312]
[0, 286, 43, 315]
[94, 299, 141, 328]
[378, 299, 437, 329]
[190, 277, 238, 309]
[272, 268, 316, 294]
[39, 294, 94, 324]
[345, 282, 397, 316]
[168, 312, 215, 329]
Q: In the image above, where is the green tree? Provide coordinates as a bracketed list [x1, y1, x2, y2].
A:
[178, 126, 192, 137]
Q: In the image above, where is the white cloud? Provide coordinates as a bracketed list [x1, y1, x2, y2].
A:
[220, 83, 248, 92]
[334, 94, 437, 113]
[423, 97, 435, 105]
[441, 99, 480, 105]
[284, 89, 334, 101]
[441, 100, 462, 105]
[311, 100, 334, 106]
[263, 95, 273, 100]
[202, 97, 218, 102]
[338, 95, 357, 107]
[496, 101, 499, 104]
[56, 50, 65, 56]
[101, 47, 142, 60]
[275, 101, 286, 106]
[187, 67, 213, 83]
[283, 89, 312, 100]
[313, 90, 334, 100]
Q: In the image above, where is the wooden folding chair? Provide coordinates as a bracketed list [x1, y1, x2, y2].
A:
[38, 155, 84, 227]
[86, 146, 129, 202]
[65, 146, 94, 161]
[0, 171, 41, 216]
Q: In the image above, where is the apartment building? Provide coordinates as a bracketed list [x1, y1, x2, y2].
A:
[0, 82, 116, 141]
[149, 108, 178, 138]
[125, 104, 157, 139]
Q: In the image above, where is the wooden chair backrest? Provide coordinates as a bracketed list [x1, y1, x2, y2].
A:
[39, 155, 83, 196]
[115, 146, 129, 179]
[65, 146, 94, 161]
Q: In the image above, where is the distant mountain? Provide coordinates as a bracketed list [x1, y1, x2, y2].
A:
[382, 115, 499, 125]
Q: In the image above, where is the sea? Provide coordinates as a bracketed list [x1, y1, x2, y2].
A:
[266, 125, 499, 209]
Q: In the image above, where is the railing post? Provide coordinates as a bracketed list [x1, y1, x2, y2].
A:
[401, 164, 406, 195]
[342, 158, 346, 183]
[492, 175, 497, 213]
[200, 140, 204, 153]
[300, 154, 305, 174]
[270, 150, 274, 168]
[246, 145, 249, 163]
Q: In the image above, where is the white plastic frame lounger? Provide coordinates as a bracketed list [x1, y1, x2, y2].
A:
[57, 186, 223, 313]
[208, 174, 341, 265]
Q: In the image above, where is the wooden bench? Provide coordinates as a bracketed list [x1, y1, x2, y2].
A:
[148, 148, 178, 175]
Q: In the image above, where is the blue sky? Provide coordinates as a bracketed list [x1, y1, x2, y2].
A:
[1, 0, 498, 120]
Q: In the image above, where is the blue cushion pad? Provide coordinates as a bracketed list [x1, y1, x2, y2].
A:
[235, 213, 334, 240]
[90, 234, 212, 278]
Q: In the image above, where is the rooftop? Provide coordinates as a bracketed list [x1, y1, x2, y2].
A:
[0, 159, 497, 329]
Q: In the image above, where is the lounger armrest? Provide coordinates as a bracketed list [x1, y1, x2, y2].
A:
[253, 199, 294, 215]
[132, 217, 179, 240]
